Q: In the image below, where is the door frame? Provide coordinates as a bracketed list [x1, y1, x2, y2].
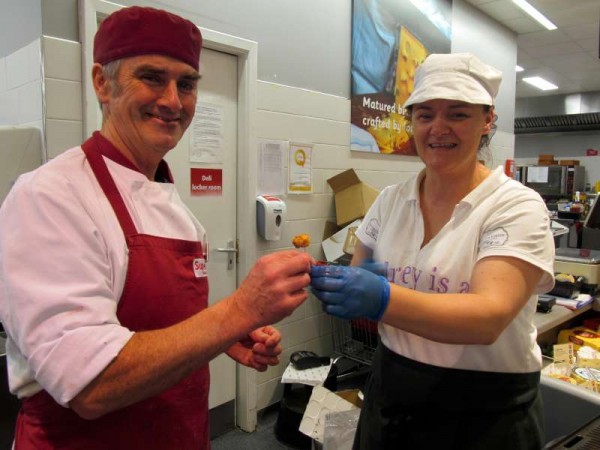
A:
[79, 0, 260, 432]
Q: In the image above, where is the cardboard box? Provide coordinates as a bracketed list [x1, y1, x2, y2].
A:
[335, 389, 363, 408]
[322, 219, 362, 263]
[327, 169, 379, 226]
[560, 160, 580, 166]
[538, 154, 557, 166]
[538, 159, 558, 166]
[322, 221, 340, 242]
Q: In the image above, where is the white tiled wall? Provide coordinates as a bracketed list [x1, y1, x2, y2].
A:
[42, 36, 83, 159]
[0, 39, 43, 132]
[0, 36, 84, 161]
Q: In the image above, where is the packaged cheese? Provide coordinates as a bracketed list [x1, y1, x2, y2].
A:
[558, 327, 600, 352]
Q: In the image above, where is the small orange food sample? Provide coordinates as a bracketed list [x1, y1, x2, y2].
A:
[292, 234, 311, 248]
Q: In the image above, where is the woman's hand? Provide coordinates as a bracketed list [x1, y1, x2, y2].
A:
[310, 265, 390, 321]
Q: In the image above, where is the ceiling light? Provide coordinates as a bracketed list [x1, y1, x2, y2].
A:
[516, 65, 524, 72]
[512, 0, 557, 30]
[523, 76, 558, 91]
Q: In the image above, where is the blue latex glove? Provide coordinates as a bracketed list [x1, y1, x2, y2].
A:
[359, 258, 388, 277]
[310, 265, 390, 321]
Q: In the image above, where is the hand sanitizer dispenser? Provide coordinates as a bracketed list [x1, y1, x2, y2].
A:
[256, 195, 286, 241]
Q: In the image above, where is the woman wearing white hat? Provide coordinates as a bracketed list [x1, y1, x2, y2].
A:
[311, 53, 554, 449]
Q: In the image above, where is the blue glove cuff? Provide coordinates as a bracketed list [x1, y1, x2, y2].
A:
[370, 276, 390, 321]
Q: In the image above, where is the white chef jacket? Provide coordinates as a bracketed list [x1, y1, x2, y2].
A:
[356, 166, 555, 373]
[0, 145, 207, 406]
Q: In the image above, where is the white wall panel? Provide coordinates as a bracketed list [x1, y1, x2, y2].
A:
[0, 58, 7, 93]
[256, 110, 349, 146]
[17, 80, 43, 124]
[6, 43, 33, 90]
[45, 119, 82, 159]
[257, 81, 350, 121]
[43, 36, 81, 81]
[44, 78, 82, 121]
[0, 90, 19, 126]
[284, 194, 336, 221]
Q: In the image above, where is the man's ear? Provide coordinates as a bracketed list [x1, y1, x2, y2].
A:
[92, 63, 111, 103]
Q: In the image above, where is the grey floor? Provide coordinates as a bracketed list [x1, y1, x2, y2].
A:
[211, 360, 370, 450]
[211, 404, 300, 450]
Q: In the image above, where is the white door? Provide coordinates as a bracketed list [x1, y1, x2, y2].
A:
[166, 47, 238, 409]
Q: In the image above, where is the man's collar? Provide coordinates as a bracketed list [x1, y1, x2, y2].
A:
[90, 131, 173, 183]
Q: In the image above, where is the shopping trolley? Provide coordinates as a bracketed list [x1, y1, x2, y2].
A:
[329, 316, 379, 395]
[332, 317, 378, 365]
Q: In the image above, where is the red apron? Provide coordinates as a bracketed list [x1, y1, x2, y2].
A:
[14, 132, 210, 450]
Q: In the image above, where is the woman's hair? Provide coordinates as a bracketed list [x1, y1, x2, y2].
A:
[404, 104, 497, 156]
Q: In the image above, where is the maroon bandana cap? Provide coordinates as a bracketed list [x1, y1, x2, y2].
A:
[93, 6, 202, 71]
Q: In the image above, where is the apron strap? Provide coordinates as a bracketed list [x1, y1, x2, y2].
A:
[82, 138, 138, 237]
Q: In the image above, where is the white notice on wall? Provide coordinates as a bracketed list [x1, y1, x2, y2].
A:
[257, 139, 286, 196]
[526, 166, 549, 183]
[190, 102, 224, 163]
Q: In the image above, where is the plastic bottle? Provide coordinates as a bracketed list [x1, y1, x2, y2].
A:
[571, 192, 583, 213]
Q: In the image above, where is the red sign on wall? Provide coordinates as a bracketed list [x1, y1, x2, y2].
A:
[191, 168, 223, 196]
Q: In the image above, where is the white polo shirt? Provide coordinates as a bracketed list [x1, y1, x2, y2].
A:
[0, 146, 206, 406]
[356, 166, 555, 373]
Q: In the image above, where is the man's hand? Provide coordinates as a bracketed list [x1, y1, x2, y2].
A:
[310, 265, 390, 321]
[232, 250, 313, 328]
[226, 326, 282, 371]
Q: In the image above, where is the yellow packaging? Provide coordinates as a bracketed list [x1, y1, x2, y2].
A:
[546, 373, 577, 385]
[578, 358, 600, 369]
[572, 367, 600, 393]
[558, 327, 600, 352]
[553, 343, 575, 365]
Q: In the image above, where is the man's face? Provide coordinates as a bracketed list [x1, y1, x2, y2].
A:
[99, 54, 200, 160]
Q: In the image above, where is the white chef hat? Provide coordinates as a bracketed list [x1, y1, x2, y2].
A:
[403, 53, 502, 108]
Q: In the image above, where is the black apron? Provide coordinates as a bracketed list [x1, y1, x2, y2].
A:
[353, 341, 544, 450]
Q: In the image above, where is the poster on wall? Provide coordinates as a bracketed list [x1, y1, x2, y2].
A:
[288, 142, 313, 194]
[351, 0, 452, 155]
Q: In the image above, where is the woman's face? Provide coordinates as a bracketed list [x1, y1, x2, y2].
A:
[410, 99, 493, 174]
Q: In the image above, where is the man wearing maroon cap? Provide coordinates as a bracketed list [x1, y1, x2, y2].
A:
[0, 7, 313, 450]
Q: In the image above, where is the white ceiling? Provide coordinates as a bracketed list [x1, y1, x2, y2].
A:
[465, 0, 600, 98]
